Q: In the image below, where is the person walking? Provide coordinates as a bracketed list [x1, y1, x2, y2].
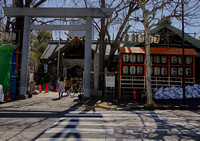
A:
[65, 74, 72, 95]
[58, 75, 65, 99]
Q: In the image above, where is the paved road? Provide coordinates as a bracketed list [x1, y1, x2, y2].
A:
[0, 92, 200, 141]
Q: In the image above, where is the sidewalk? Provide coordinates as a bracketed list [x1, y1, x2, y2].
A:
[1, 91, 200, 110]
[74, 97, 200, 110]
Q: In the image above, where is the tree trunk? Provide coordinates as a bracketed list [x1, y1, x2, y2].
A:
[107, 41, 119, 71]
[144, 25, 153, 106]
[99, 0, 106, 97]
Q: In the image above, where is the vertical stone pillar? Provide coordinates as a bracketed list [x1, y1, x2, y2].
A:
[19, 16, 31, 97]
[84, 17, 92, 97]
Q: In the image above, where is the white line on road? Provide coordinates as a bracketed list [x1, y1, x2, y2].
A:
[44, 128, 114, 134]
[36, 138, 116, 141]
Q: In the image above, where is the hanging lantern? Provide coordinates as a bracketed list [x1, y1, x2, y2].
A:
[4, 32, 10, 41]
[154, 55, 160, 63]
[178, 68, 183, 76]
[150, 55, 153, 63]
[0, 32, 3, 42]
[137, 66, 143, 75]
[151, 67, 153, 75]
[154, 67, 160, 76]
[122, 54, 129, 62]
[131, 34, 136, 43]
[130, 66, 136, 75]
[153, 34, 160, 44]
[130, 54, 136, 63]
[171, 67, 177, 76]
[8, 32, 13, 42]
[123, 66, 129, 74]
[123, 34, 129, 42]
[138, 34, 144, 43]
[171, 56, 177, 64]
[161, 67, 168, 76]
[137, 54, 143, 63]
[186, 68, 192, 77]
[178, 56, 183, 64]
[186, 56, 192, 65]
[150, 35, 154, 43]
[161, 56, 167, 64]
[12, 32, 16, 41]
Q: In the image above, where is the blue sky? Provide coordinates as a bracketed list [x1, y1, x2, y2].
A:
[1, 0, 200, 40]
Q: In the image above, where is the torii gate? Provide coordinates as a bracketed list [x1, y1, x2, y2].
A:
[3, 7, 113, 98]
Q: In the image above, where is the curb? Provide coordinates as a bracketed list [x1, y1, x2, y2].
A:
[117, 105, 200, 110]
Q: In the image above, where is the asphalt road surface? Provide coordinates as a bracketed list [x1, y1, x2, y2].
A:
[0, 92, 199, 141]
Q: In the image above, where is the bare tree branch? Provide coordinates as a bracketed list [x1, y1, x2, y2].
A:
[33, 0, 46, 7]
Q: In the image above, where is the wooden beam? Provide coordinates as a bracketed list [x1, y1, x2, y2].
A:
[3, 7, 114, 18]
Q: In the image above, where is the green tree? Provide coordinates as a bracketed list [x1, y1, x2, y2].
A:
[29, 30, 52, 71]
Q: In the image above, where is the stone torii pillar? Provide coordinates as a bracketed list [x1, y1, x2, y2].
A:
[3, 7, 113, 98]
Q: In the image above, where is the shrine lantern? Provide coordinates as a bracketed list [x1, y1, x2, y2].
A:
[161, 56, 167, 64]
[151, 67, 153, 75]
[171, 56, 177, 64]
[154, 55, 160, 63]
[154, 67, 160, 76]
[186, 68, 192, 77]
[150, 56, 153, 63]
[137, 66, 143, 75]
[130, 54, 136, 63]
[161, 67, 168, 76]
[130, 66, 136, 75]
[123, 66, 129, 74]
[0, 32, 3, 42]
[178, 56, 183, 64]
[171, 67, 178, 76]
[123, 54, 129, 62]
[178, 68, 183, 76]
[137, 54, 143, 63]
[186, 56, 192, 65]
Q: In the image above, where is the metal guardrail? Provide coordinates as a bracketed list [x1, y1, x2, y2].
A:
[120, 75, 195, 90]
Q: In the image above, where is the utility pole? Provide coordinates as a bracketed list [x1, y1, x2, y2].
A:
[182, 0, 186, 105]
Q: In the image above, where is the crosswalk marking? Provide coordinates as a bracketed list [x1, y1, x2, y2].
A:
[36, 138, 116, 141]
[59, 117, 185, 121]
[45, 128, 114, 134]
[35, 110, 200, 141]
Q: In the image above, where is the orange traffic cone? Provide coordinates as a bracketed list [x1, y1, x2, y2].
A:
[45, 84, 48, 93]
[5, 88, 10, 101]
[55, 84, 58, 92]
[39, 84, 42, 93]
[133, 88, 136, 100]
